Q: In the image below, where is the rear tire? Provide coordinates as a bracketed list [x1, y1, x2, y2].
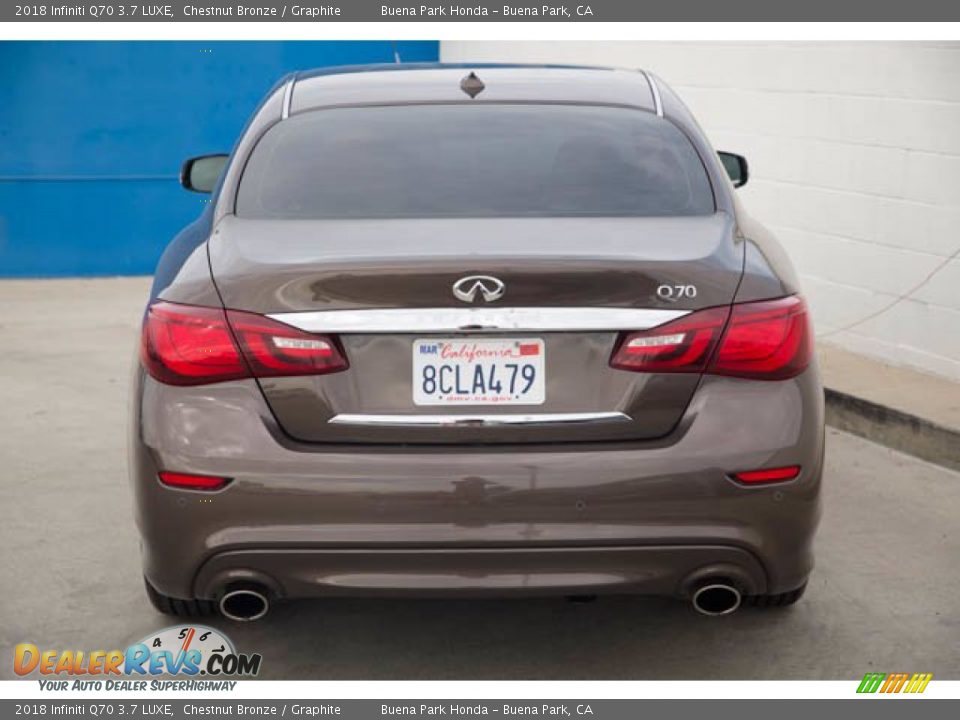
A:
[745, 582, 807, 608]
[144, 577, 216, 618]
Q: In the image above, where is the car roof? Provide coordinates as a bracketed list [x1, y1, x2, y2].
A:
[288, 63, 659, 115]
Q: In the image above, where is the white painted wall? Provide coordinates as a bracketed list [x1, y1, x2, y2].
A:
[441, 42, 960, 380]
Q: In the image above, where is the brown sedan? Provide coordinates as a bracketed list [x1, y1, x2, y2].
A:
[131, 64, 823, 621]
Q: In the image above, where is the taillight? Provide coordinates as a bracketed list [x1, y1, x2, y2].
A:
[611, 295, 811, 381]
[709, 296, 812, 380]
[226, 309, 348, 379]
[141, 303, 247, 385]
[141, 301, 347, 386]
[159, 471, 231, 491]
[610, 306, 729, 373]
[731, 465, 801, 484]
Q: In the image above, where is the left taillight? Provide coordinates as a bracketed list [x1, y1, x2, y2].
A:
[140, 302, 247, 385]
[141, 301, 347, 386]
[227, 307, 349, 379]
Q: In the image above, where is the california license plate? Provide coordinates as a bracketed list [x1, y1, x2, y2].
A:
[413, 338, 546, 406]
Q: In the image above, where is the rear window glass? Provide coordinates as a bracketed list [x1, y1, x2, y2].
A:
[236, 104, 714, 219]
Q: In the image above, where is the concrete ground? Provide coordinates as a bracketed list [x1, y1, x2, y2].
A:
[819, 344, 960, 433]
[819, 343, 960, 471]
[1, 277, 958, 680]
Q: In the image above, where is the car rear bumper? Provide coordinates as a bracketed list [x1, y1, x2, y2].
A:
[129, 366, 824, 601]
[191, 545, 769, 599]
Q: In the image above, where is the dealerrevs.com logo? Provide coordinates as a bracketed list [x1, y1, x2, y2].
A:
[14, 625, 262, 687]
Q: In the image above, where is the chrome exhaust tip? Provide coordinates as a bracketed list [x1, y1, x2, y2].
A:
[691, 582, 742, 616]
[219, 586, 270, 622]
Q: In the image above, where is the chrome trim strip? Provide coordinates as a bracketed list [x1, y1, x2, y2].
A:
[640, 70, 663, 117]
[281, 75, 295, 120]
[329, 411, 631, 427]
[268, 307, 689, 334]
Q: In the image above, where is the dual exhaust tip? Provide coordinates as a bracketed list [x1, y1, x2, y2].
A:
[215, 580, 742, 621]
[691, 582, 742, 616]
[219, 585, 270, 622]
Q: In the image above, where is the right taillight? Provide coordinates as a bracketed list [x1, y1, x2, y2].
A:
[141, 301, 348, 386]
[610, 306, 729, 374]
[709, 296, 812, 380]
[611, 295, 812, 381]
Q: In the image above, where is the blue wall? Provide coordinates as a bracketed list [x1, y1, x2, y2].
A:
[0, 41, 439, 277]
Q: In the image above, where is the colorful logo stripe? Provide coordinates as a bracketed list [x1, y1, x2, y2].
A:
[857, 672, 933, 694]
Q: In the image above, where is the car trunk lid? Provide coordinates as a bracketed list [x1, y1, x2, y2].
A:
[208, 214, 743, 444]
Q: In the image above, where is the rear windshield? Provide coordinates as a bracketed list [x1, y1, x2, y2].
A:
[236, 104, 714, 219]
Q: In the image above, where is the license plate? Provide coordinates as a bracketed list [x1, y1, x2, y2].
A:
[413, 338, 545, 406]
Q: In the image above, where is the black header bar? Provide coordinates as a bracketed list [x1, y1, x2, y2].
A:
[5, 0, 960, 22]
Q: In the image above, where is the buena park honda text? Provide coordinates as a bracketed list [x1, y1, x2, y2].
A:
[131, 63, 823, 621]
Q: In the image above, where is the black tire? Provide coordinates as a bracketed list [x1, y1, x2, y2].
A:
[745, 582, 807, 608]
[144, 577, 217, 618]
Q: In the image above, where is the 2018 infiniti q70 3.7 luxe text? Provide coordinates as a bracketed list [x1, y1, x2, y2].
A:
[131, 64, 822, 621]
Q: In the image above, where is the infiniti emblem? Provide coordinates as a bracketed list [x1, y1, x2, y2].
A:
[452, 275, 506, 303]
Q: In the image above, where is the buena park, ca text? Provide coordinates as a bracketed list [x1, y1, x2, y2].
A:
[383, 5, 594, 17]
[383, 706, 594, 716]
